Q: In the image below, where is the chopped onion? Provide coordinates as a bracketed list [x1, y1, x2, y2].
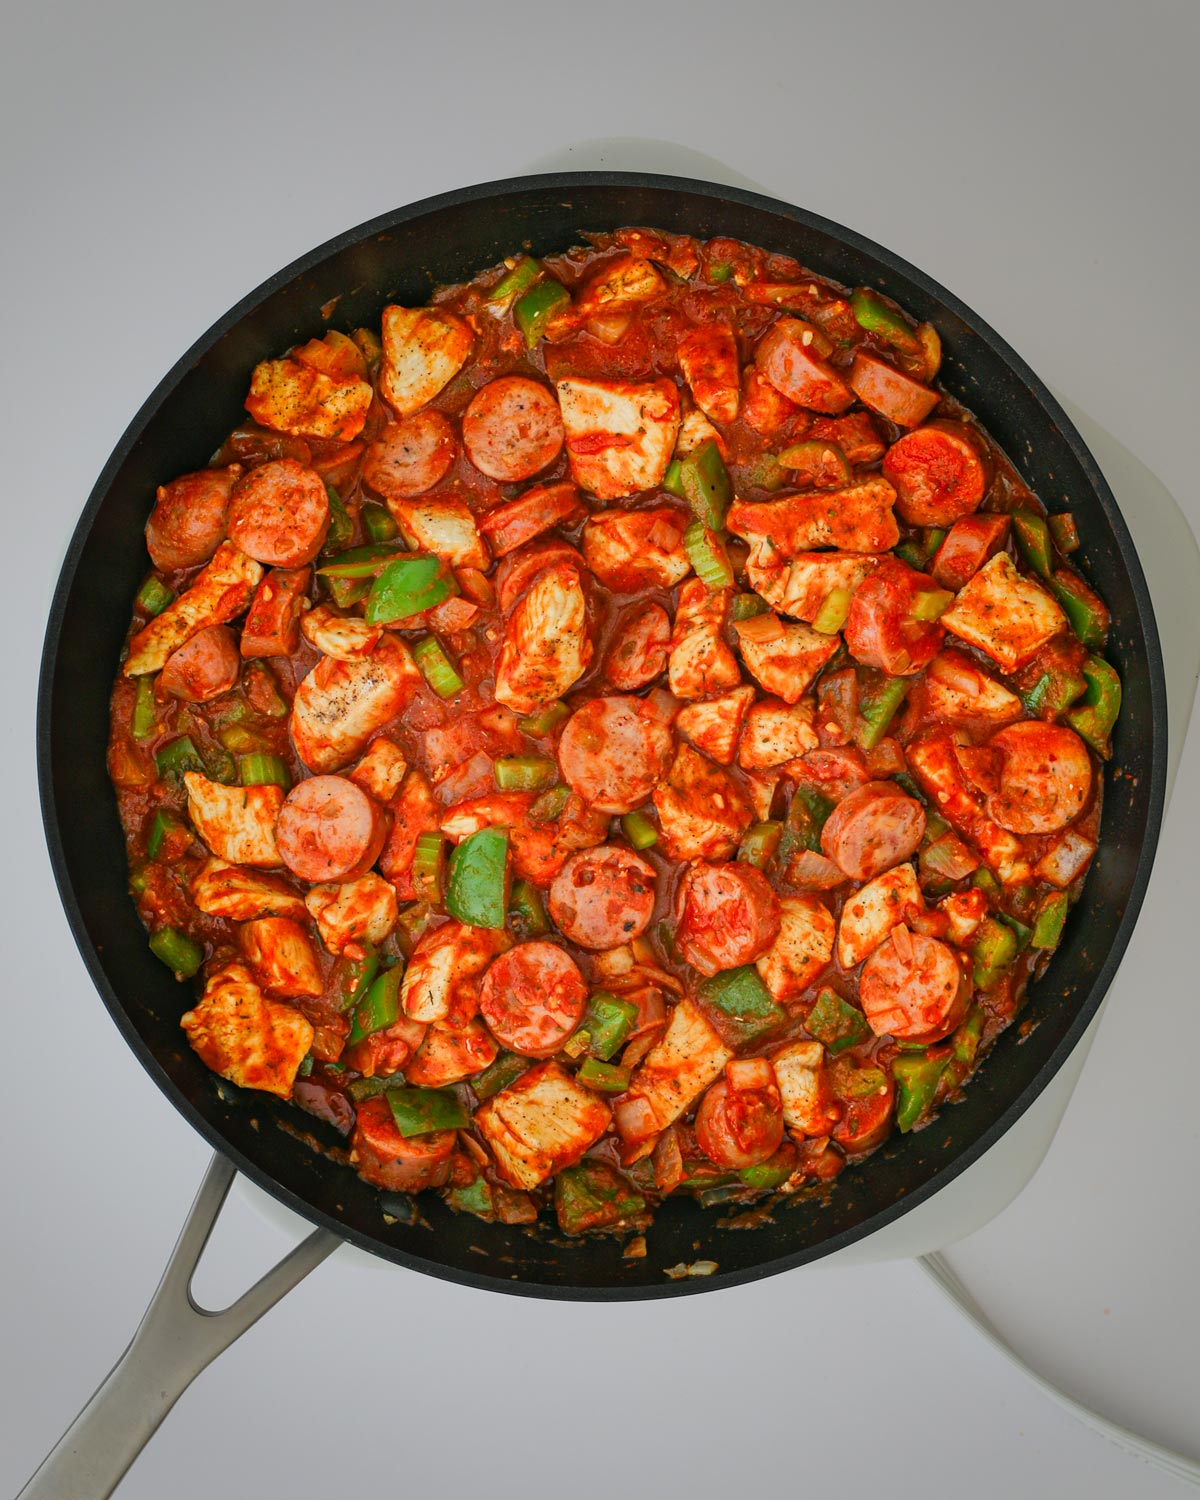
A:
[787, 850, 847, 890]
[1035, 830, 1096, 888]
[614, 1093, 658, 1142]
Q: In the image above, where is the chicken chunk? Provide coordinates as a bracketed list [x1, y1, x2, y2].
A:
[582, 506, 691, 592]
[674, 407, 724, 457]
[300, 605, 384, 661]
[239, 917, 323, 999]
[755, 895, 835, 1001]
[245, 339, 373, 442]
[183, 773, 283, 867]
[404, 1021, 498, 1089]
[772, 1040, 837, 1137]
[836, 863, 924, 969]
[572, 254, 667, 320]
[677, 323, 740, 424]
[910, 651, 1024, 731]
[738, 698, 819, 769]
[668, 579, 741, 699]
[727, 477, 901, 558]
[940, 552, 1068, 672]
[388, 496, 489, 571]
[735, 616, 839, 703]
[674, 685, 755, 765]
[348, 737, 408, 804]
[474, 1060, 612, 1190]
[556, 377, 681, 499]
[746, 550, 881, 622]
[493, 561, 592, 715]
[123, 542, 264, 676]
[180, 962, 313, 1100]
[653, 743, 753, 861]
[617, 998, 733, 1144]
[379, 304, 473, 416]
[305, 874, 399, 955]
[190, 859, 308, 922]
[400, 920, 508, 1026]
[290, 635, 421, 773]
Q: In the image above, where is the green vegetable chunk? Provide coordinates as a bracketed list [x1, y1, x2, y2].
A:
[1031, 891, 1070, 952]
[1066, 656, 1121, 758]
[577, 1058, 632, 1093]
[336, 943, 379, 1015]
[509, 879, 550, 940]
[1050, 569, 1109, 651]
[514, 279, 570, 348]
[805, 988, 871, 1056]
[683, 521, 735, 590]
[621, 810, 658, 850]
[1012, 509, 1054, 580]
[661, 459, 686, 498]
[149, 926, 203, 979]
[411, 831, 445, 904]
[856, 676, 910, 750]
[738, 820, 782, 869]
[893, 1053, 947, 1133]
[413, 636, 465, 699]
[517, 700, 570, 737]
[135, 575, 175, 617]
[154, 735, 204, 778]
[679, 439, 732, 530]
[131, 674, 158, 740]
[445, 1174, 494, 1219]
[238, 752, 291, 789]
[489, 255, 542, 305]
[697, 966, 785, 1046]
[812, 588, 853, 635]
[555, 1161, 645, 1235]
[494, 754, 557, 792]
[366, 555, 454, 625]
[386, 1087, 469, 1138]
[346, 964, 404, 1047]
[317, 542, 408, 578]
[580, 992, 639, 1061]
[849, 287, 920, 353]
[472, 1051, 530, 1101]
[361, 503, 400, 544]
[445, 828, 510, 929]
[145, 808, 188, 860]
[972, 917, 1018, 990]
[323, 485, 353, 554]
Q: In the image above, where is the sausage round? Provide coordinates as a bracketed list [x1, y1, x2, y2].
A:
[830, 1062, 896, 1155]
[362, 410, 457, 499]
[882, 420, 991, 527]
[859, 929, 968, 1042]
[847, 351, 940, 428]
[350, 1095, 455, 1192]
[844, 556, 944, 677]
[985, 721, 1092, 834]
[462, 376, 565, 482]
[160, 625, 240, 702]
[602, 603, 671, 690]
[695, 1063, 785, 1170]
[145, 465, 237, 572]
[557, 695, 675, 815]
[275, 775, 389, 883]
[478, 941, 588, 1057]
[820, 780, 926, 882]
[675, 861, 781, 977]
[227, 458, 330, 568]
[548, 846, 658, 950]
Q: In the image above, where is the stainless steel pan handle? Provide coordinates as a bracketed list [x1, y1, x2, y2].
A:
[18, 1153, 340, 1500]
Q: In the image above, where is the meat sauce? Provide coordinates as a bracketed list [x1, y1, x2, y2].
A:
[107, 225, 1117, 1239]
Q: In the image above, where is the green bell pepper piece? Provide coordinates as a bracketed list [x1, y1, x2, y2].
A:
[805, 987, 871, 1056]
[514, 279, 570, 348]
[577, 1058, 632, 1093]
[386, 1087, 469, 1138]
[678, 439, 732, 530]
[697, 966, 785, 1046]
[154, 735, 204, 779]
[893, 1053, 948, 1132]
[471, 1051, 530, 1101]
[366, 555, 454, 625]
[1031, 891, 1070, 951]
[317, 542, 408, 578]
[445, 828, 510, 929]
[972, 917, 1018, 990]
[336, 943, 379, 1015]
[1047, 512, 1080, 554]
[737, 820, 782, 870]
[149, 926, 203, 979]
[555, 1161, 645, 1235]
[361, 503, 399, 544]
[1050, 569, 1109, 651]
[488, 256, 542, 305]
[131, 674, 158, 741]
[322, 485, 354, 554]
[1012, 509, 1054, 579]
[731, 592, 770, 621]
[508, 879, 549, 941]
[145, 808, 188, 860]
[1066, 656, 1121, 758]
[856, 676, 910, 750]
[346, 963, 404, 1047]
[445, 1174, 494, 1219]
[580, 992, 638, 1061]
[849, 288, 920, 353]
[739, 1156, 794, 1191]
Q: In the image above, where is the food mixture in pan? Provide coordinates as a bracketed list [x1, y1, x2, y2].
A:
[108, 227, 1121, 1237]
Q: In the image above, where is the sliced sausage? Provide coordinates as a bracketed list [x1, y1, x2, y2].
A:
[675, 861, 781, 977]
[478, 941, 588, 1057]
[695, 1060, 785, 1170]
[361, 410, 457, 499]
[829, 1060, 896, 1155]
[478, 481, 585, 557]
[820, 780, 926, 882]
[239, 567, 311, 659]
[557, 695, 675, 815]
[844, 556, 944, 676]
[755, 318, 854, 414]
[859, 928, 968, 1042]
[275, 775, 389, 883]
[462, 376, 565, 482]
[931, 514, 1010, 592]
[984, 721, 1092, 835]
[160, 625, 240, 702]
[145, 465, 238, 572]
[603, 602, 671, 690]
[847, 351, 940, 428]
[350, 1095, 455, 1192]
[548, 846, 658, 950]
[227, 458, 330, 568]
[882, 420, 991, 527]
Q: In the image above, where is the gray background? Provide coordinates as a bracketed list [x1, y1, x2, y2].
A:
[3, 2, 1198, 1496]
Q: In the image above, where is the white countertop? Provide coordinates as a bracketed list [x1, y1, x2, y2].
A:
[3, 3, 1198, 1495]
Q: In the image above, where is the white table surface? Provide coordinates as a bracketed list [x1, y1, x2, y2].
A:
[3, 3, 1198, 1495]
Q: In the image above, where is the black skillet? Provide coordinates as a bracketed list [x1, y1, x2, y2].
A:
[29, 173, 1166, 1497]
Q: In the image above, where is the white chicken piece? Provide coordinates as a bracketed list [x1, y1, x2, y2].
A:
[348, 737, 408, 804]
[652, 743, 753, 861]
[916, 651, 1024, 727]
[388, 497, 489, 571]
[674, 685, 755, 765]
[756, 895, 835, 1000]
[772, 1040, 837, 1137]
[836, 864, 924, 970]
[727, 477, 900, 557]
[123, 542, 263, 676]
[190, 859, 308, 922]
[379, 304, 473, 416]
[493, 562, 592, 715]
[239, 917, 323, 999]
[677, 323, 740, 425]
[183, 773, 284, 867]
[582, 506, 691, 592]
[475, 1061, 613, 1190]
[674, 407, 724, 457]
[620, 998, 733, 1140]
[290, 635, 421, 773]
[746, 550, 881, 622]
[668, 579, 741, 699]
[300, 605, 383, 661]
[244, 335, 372, 442]
[305, 874, 399, 955]
[738, 697, 819, 769]
[180, 962, 313, 1100]
[556, 377, 681, 499]
[404, 1020, 498, 1089]
[735, 616, 839, 704]
[940, 552, 1068, 672]
[400, 920, 508, 1025]
[572, 254, 667, 320]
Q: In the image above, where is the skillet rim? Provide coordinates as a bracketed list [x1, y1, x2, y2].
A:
[36, 171, 1167, 1299]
